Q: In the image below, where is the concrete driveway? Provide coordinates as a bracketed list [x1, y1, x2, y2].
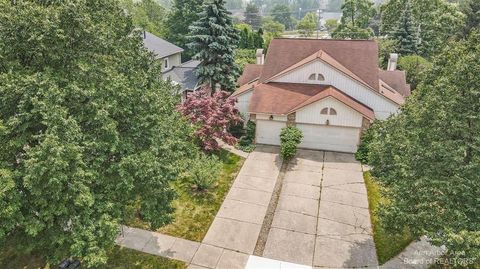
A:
[263, 150, 378, 268]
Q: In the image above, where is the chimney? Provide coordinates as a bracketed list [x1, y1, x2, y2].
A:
[256, 49, 264, 65]
[387, 53, 398, 71]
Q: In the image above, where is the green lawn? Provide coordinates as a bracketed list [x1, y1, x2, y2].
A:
[127, 150, 245, 242]
[364, 171, 415, 264]
[0, 245, 185, 269]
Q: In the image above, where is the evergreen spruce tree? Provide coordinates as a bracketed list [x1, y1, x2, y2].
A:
[189, 0, 240, 91]
[390, 0, 418, 55]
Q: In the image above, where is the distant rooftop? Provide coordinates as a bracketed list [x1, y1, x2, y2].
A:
[142, 31, 184, 59]
[163, 60, 201, 91]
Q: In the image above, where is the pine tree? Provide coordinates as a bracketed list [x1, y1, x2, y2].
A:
[188, 0, 240, 91]
[390, 0, 418, 55]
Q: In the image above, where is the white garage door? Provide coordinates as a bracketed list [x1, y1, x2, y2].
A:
[297, 124, 360, 153]
[256, 120, 286, 145]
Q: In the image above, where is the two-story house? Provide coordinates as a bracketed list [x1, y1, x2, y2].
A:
[142, 31, 200, 96]
[233, 39, 410, 153]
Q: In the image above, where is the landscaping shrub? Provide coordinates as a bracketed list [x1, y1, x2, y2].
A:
[280, 126, 303, 160]
[237, 120, 256, 152]
[185, 154, 221, 192]
[355, 121, 379, 164]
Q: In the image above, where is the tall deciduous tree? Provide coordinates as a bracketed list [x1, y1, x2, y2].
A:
[297, 12, 318, 37]
[332, 0, 376, 39]
[390, 0, 418, 55]
[459, 0, 480, 38]
[368, 31, 480, 264]
[189, 0, 241, 91]
[0, 0, 198, 266]
[271, 4, 295, 30]
[244, 3, 262, 29]
[380, 0, 463, 57]
[178, 89, 243, 151]
[164, 0, 204, 60]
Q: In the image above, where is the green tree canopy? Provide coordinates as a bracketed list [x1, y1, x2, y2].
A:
[188, 0, 240, 91]
[0, 0, 198, 266]
[397, 55, 432, 90]
[459, 0, 480, 38]
[271, 4, 295, 30]
[368, 31, 480, 263]
[325, 18, 339, 32]
[164, 0, 204, 60]
[332, 0, 376, 39]
[390, 0, 418, 55]
[244, 3, 262, 29]
[380, 0, 463, 57]
[297, 12, 318, 37]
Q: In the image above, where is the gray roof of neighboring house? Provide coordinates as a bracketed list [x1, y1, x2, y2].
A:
[163, 60, 201, 91]
[143, 31, 184, 59]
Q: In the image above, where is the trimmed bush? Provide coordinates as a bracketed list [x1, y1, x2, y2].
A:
[355, 121, 379, 164]
[237, 120, 256, 152]
[280, 126, 303, 160]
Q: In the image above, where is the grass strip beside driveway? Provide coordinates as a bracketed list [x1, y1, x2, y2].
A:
[364, 171, 414, 264]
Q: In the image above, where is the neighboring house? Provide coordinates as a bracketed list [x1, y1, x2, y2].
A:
[162, 60, 201, 98]
[233, 39, 410, 153]
[142, 31, 200, 97]
[142, 31, 183, 71]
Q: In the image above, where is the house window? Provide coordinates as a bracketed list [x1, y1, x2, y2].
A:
[164, 58, 169, 70]
[321, 107, 337, 115]
[308, 73, 316, 80]
[317, 74, 325, 81]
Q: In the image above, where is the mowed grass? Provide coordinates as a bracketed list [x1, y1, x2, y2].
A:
[364, 171, 414, 264]
[127, 150, 245, 242]
[0, 244, 185, 269]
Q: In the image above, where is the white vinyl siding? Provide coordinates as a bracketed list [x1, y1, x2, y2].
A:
[160, 53, 181, 71]
[236, 90, 253, 117]
[256, 114, 288, 122]
[295, 97, 363, 128]
[256, 120, 286, 145]
[272, 59, 398, 120]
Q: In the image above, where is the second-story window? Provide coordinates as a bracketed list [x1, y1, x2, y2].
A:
[308, 73, 316, 80]
[317, 74, 325, 81]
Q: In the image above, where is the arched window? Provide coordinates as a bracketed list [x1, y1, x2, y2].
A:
[308, 73, 316, 80]
[321, 107, 329, 114]
[317, 74, 325, 81]
[329, 108, 337, 115]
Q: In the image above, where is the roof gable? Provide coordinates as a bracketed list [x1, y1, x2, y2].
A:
[143, 31, 184, 59]
[260, 38, 380, 90]
[267, 50, 374, 91]
[248, 82, 374, 120]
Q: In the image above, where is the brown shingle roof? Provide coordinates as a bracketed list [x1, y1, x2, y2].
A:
[379, 69, 411, 97]
[232, 80, 257, 97]
[237, 64, 263, 86]
[248, 82, 374, 119]
[260, 39, 380, 91]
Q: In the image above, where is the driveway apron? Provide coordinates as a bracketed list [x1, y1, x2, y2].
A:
[263, 150, 378, 268]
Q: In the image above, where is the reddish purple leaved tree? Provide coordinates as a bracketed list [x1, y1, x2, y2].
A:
[178, 88, 243, 151]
